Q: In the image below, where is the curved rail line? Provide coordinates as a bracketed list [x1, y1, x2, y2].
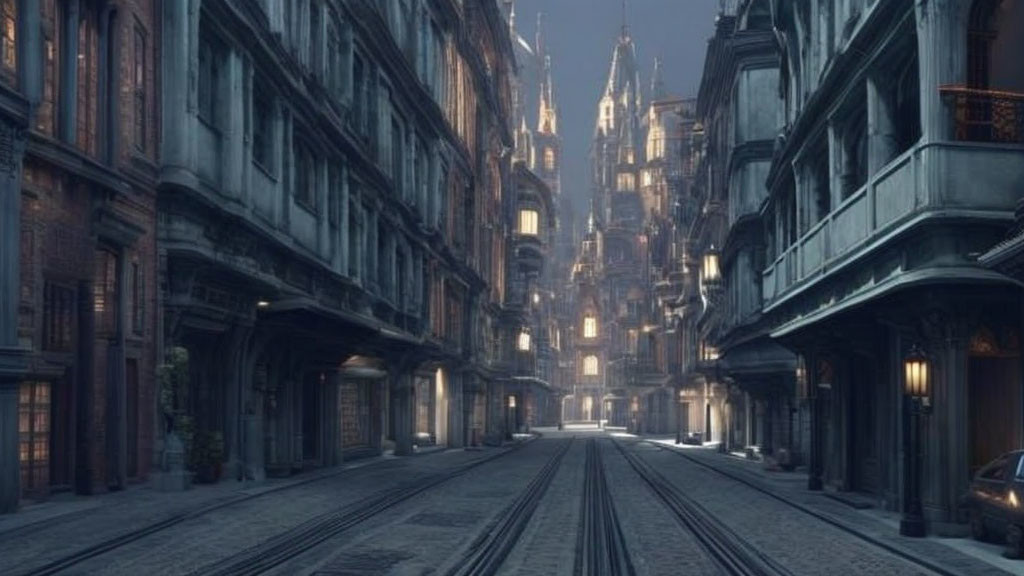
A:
[189, 439, 541, 576]
[575, 439, 637, 576]
[612, 439, 794, 576]
[649, 442, 955, 576]
[20, 442, 530, 576]
[444, 438, 574, 576]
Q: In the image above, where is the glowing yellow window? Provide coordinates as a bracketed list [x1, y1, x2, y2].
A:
[583, 316, 597, 339]
[519, 209, 539, 235]
[583, 355, 599, 376]
[544, 147, 555, 171]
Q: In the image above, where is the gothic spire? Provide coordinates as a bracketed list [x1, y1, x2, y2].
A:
[538, 54, 557, 135]
[535, 12, 546, 61]
[651, 56, 666, 101]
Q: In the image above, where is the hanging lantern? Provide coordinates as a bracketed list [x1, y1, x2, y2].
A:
[517, 329, 531, 352]
[904, 345, 930, 400]
[702, 246, 720, 283]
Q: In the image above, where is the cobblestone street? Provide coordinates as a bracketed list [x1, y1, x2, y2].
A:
[0, 431, 1017, 576]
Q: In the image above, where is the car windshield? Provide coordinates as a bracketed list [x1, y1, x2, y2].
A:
[980, 457, 1009, 481]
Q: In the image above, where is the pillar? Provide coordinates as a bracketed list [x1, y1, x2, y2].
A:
[0, 116, 27, 506]
[867, 74, 898, 175]
[160, 0, 196, 172]
[392, 372, 414, 456]
[60, 0, 80, 145]
[321, 371, 343, 467]
[0, 114, 26, 509]
[915, 0, 967, 143]
[222, 53, 245, 201]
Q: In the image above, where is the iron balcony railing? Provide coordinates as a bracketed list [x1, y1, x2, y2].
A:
[941, 85, 1024, 144]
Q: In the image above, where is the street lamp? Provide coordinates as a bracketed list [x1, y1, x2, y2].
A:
[901, 344, 931, 538]
[676, 389, 686, 444]
[702, 246, 720, 285]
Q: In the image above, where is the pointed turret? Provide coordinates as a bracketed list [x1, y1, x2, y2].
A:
[535, 12, 546, 63]
[538, 55, 557, 135]
[651, 57, 667, 102]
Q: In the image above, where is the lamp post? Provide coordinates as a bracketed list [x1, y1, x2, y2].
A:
[900, 345, 931, 537]
[676, 389, 685, 444]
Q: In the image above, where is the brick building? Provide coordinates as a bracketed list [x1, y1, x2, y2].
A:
[1, 0, 160, 512]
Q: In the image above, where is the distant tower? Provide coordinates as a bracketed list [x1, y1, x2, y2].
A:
[533, 14, 561, 198]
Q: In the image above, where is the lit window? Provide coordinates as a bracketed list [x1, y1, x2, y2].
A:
[583, 355, 599, 376]
[617, 173, 635, 192]
[518, 209, 539, 235]
[517, 330, 531, 351]
[584, 316, 597, 338]
[543, 147, 555, 171]
[1, 0, 15, 74]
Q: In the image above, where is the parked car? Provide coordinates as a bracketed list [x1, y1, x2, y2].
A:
[962, 450, 1024, 558]
[682, 431, 704, 446]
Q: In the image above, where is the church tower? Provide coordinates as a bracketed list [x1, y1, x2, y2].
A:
[533, 14, 561, 199]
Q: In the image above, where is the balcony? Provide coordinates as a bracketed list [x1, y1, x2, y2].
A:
[514, 234, 545, 273]
[941, 86, 1024, 144]
[762, 140, 1024, 308]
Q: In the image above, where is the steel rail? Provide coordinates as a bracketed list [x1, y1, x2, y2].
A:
[575, 438, 637, 576]
[612, 439, 793, 576]
[650, 442, 955, 576]
[20, 442, 529, 576]
[188, 440, 535, 576]
[444, 438, 574, 576]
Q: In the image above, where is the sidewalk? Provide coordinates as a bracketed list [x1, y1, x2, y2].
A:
[643, 435, 1024, 576]
[0, 449, 409, 540]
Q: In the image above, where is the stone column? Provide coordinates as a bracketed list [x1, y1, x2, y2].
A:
[867, 74, 898, 175]
[160, 0, 196, 172]
[0, 117, 26, 511]
[391, 372, 414, 456]
[60, 0, 80, 145]
[222, 52, 245, 201]
[322, 371, 343, 467]
[915, 0, 967, 143]
[223, 327, 252, 480]
[339, 166, 349, 276]
[448, 371, 464, 448]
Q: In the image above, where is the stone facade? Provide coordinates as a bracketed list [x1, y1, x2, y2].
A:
[690, 0, 1024, 534]
[1, 0, 160, 512]
[563, 17, 696, 433]
[684, 0, 793, 459]
[156, 0, 520, 481]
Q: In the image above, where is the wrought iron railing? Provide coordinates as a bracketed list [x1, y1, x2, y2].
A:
[941, 85, 1024, 143]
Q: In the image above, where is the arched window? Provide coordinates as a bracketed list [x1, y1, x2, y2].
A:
[583, 355, 599, 376]
[543, 147, 555, 171]
[583, 316, 597, 338]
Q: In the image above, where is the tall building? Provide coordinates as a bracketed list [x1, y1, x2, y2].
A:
[1, 0, 160, 512]
[684, 0, 790, 456]
[565, 13, 696, 431]
[691, 0, 1024, 535]
[501, 1, 563, 431]
[156, 0, 521, 482]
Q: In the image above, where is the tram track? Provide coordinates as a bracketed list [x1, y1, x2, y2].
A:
[612, 438, 794, 576]
[190, 439, 544, 576]
[442, 438, 574, 576]
[575, 439, 636, 576]
[648, 441, 954, 576]
[18, 441, 530, 576]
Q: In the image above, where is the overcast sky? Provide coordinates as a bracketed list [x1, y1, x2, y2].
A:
[512, 0, 720, 217]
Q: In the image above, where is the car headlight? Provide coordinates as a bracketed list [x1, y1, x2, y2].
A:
[1010, 490, 1020, 509]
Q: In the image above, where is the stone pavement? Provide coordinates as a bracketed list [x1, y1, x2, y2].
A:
[642, 435, 1024, 576]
